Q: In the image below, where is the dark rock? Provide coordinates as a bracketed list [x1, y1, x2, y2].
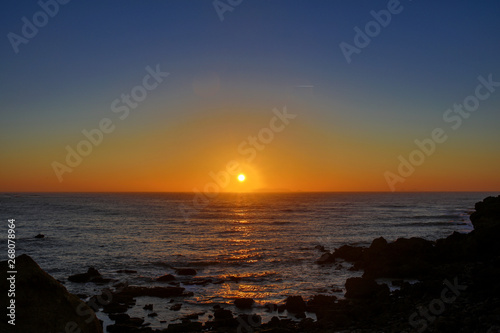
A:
[176, 268, 197, 276]
[214, 308, 233, 320]
[234, 297, 254, 309]
[116, 269, 137, 274]
[102, 303, 128, 314]
[295, 312, 306, 319]
[109, 313, 130, 324]
[157, 274, 176, 282]
[182, 312, 205, 320]
[34, 233, 45, 238]
[0, 254, 102, 333]
[314, 245, 327, 252]
[285, 296, 306, 313]
[306, 295, 337, 313]
[316, 252, 334, 263]
[345, 277, 389, 299]
[170, 303, 182, 311]
[143, 304, 153, 311]
[166, 321, 203, 332]
[68, 267, 102, 283]
[147, 312, 158, 317]
[332, 244, 364, 261]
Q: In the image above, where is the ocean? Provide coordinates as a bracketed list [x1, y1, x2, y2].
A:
[0, 192, 492, 331]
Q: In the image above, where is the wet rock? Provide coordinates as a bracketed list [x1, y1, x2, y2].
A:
[0, 254, 102, 333]
[143, 304, 153, 311]
[214, 308, 233, 320]
[34, 233, 45, 238]
[102, 303, 128, 314]
[332, 244, 364, 262]
[306, 295, 337, 312]
[234, 297, 254, 309]
[147, 312, 158, 317]
[314, 245, 327, 252]
[166, 321, 203, 332]
[285, 296, 306, 313]
[344, 277, 389, 299]
[176, 268, 197, 276]
[116, 269, 137, 274]
[170, 303, 182, 311]
[316, 252, 333, 263]
[109, 313, 130, 324]
[157, 273, 176, 282]
[68, 267, 103, 283]
[182, 312, 205, 320]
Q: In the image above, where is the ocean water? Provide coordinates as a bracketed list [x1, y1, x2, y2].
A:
[0, 192, 493, 330]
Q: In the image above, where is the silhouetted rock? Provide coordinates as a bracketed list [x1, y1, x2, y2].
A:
[157, 273, 176, 282]
[166, 321, 203, 332]
[68, 267, 103, 283]
[234, 297, 254, 309]
[345, 277, 389, 299]
[285, 296, 306, 313]
[332, 244, 364, 262]
[34, 233, 44, 238]
[0, 254, 102, 333]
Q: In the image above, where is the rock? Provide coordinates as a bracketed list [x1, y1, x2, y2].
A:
[170, 303, 182, 311]
[34, 233, 45, 238]
[344, 277, 389, 299]
[68, 267, 102, 283]
[332, 244, 364, 262]
[109, 313, 130, 324]
[234, 297, 254, 309]
[166, 321, 203, 332]
[314, 245, 327, 252]
[102, 303, 128, 314]
[0, 254, 102, 333]
[470, 195, 500, 231]
[157, 273, 176, 282]
[147, 312, 158, 317]
[116, 269, 137, 274]
[214, 308, 233, 320]
[143, 304, 153, 311]
[306, 295, 337, 313]
[285, 296, 306, 313]
[176, 268, 197, 276]
[316, 252, 334, 263]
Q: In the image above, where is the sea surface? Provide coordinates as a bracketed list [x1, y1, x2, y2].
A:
[0, 192, 493, 331]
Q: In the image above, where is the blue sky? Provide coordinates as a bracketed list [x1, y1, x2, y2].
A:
[1, 0, 500, 191]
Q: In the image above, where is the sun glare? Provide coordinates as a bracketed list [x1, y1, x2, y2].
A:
[238, 174, 246, 182]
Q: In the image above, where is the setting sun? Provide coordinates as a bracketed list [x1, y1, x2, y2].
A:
[238, 174, 246, 182]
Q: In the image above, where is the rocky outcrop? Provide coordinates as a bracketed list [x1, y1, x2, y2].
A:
[0, 254, 102, 333]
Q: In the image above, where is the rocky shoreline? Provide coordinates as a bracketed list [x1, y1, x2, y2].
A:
[2, 195, 500, 332]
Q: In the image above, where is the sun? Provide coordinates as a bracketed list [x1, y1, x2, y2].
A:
[237, 174, 246, 182]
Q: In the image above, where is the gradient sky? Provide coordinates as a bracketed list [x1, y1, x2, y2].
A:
[1, 0, 499, 192]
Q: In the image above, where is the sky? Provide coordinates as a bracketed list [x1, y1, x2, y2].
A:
[1, 0, 499, 192]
